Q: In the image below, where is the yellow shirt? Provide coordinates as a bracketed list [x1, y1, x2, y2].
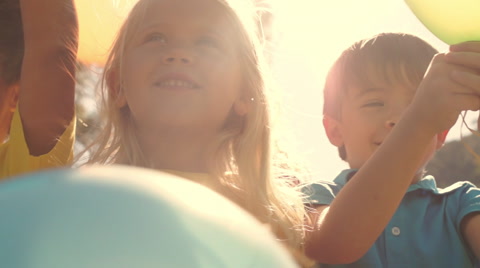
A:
[0, 109, 75, 180]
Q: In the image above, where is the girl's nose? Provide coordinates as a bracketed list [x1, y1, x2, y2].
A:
[163, 47, 193, 64]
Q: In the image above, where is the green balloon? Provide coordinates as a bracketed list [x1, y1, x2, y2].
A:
[405, 0, 480, 45]
[0, 166, 299, 268]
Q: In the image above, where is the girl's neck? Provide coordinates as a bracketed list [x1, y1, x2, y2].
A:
[136, 126, 217, 173]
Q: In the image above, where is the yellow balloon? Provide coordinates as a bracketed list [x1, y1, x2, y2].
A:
[405, 0, 480, 45]
[76, 0, 136, 65]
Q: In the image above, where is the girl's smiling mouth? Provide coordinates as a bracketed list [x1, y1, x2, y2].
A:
[154, 73, 200, 89]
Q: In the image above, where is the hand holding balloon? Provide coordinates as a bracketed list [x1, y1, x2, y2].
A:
[407, 0, 480, 152]
[446, 41, 480, 133]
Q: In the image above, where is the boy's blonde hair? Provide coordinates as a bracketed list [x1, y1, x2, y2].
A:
[82, 0, 307, 255]
[323, 32, 438, 160]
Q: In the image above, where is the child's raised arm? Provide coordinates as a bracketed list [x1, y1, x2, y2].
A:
[305, 42, 480, 264]
[447, 41, 480, 260]
[18, 0, 78, 156]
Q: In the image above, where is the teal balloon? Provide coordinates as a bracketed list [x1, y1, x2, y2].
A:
[0, 165, 298, 268]
[405, 0, 480, 45]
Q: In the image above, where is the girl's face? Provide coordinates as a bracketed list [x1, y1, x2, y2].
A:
[119, 0, 247, 133]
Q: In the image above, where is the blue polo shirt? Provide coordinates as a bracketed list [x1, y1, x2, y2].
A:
[303, 169, 480, 268]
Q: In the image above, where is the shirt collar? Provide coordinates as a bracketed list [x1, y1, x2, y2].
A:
[334, 169, 440, 194]
[407, 175, 438, 193]
[333, 169, 357, 186]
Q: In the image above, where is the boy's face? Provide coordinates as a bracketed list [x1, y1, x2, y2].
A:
[324, 77, 447, 178]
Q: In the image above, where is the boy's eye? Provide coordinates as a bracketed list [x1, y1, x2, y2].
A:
[146, 33, 167, 43]
[362, 101, 384, 108]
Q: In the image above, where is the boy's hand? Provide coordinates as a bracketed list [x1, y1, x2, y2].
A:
[447, 41, 480, 131]
[408, 42, 480, 135]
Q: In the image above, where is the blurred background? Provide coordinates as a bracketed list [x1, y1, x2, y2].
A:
[74, 0, 480, 186]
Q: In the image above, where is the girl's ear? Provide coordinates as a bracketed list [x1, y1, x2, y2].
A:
[107, 70, 127, 108]
[323, 115, 344, 147]
[233, 97, 249, 116]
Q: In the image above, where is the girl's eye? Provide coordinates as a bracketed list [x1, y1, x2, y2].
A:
[146, 33, 167, 43]
[197, 36, 220, 48]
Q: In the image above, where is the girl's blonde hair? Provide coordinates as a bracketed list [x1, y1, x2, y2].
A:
[81, 0, 308, 260]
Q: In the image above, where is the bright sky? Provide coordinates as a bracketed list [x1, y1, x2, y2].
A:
[75, 0, 479, 181]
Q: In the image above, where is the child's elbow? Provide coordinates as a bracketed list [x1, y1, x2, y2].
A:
[304, 240, 365, 264]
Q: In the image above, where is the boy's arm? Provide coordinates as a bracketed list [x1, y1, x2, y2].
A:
[462, 213, 480, 260]
[18, 0, 78, 156]
[453, 41, 480, 260]
[306, 116, 439, 263]
[305, 46, 480, 264]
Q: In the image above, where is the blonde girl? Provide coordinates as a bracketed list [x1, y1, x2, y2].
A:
[81, 0, 309, 265]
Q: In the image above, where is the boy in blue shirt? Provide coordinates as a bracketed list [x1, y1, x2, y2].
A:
[303, 33, 480, 267]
